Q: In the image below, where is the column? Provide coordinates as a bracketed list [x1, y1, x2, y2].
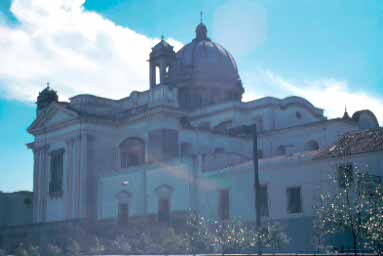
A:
[74, 134, 82, 218]
[31, 145, 40, 223]
[41, 145, 49, 222]
[150, 62, 156, 88]
[65, 137, 75, 219]
[80, 132, 88, 218]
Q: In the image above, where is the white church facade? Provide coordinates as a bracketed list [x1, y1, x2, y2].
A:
[26, 21, 383, 250]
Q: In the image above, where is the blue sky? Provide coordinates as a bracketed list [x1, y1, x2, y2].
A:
[0, 0, 382, 192]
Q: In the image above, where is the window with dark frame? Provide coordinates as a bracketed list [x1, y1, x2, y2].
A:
[218, 189, 230, 220]
[287, 186, 302, 214]
[158, 198, 170, 223]
[120, 137, 145, 168]
[118, 202, 129, 224]
[49, 149, 64, 198]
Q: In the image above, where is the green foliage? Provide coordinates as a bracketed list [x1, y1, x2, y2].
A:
[185, 210, 214, 254]
[363, 182, 383, 256]
[0, 249, 6, 256]
[131, 232, 163, 255]
[214, 219, 255, 253]
[15, 244, 29, 256]
[64, 239, 81, 256]
[46, 244, 64, 256]
[257, 221, 289, 251]
[313, 169, 381, 254]
[88, 236, 105, 255]
[160, 228, 188, 254]
[110, 234, 132, 254]
[27, 244, 40, 256]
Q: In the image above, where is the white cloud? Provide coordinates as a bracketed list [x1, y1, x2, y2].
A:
[242, 69, 383, 125]
[0, 0, 183, 102]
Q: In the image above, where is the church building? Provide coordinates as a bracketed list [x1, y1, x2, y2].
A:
[26, 21, 383, 250]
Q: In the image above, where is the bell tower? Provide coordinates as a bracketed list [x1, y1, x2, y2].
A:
[149, 36, 176, 88]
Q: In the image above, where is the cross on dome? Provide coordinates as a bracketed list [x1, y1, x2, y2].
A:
[195, 12, 209, 41]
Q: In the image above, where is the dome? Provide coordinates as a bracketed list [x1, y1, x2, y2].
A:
[171, 22, 242, 91]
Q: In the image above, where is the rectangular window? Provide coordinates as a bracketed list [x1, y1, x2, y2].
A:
[49, 149, 64, 198]
[118, 203, 129, 224]
[218, 189, 230, 220]
[259, 185, 269, 217]
[158, 198, 170, 223]
[337, 163, 353, 188]
[287, 186, 302, 214]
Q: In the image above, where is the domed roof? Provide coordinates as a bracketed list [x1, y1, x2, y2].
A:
[172, 22, 242, 90]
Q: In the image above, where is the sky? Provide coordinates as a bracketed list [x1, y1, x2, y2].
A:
[0, 0, 382, 192]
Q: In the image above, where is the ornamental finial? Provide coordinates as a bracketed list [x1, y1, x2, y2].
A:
[161, 34, 164, 41]
[200, 10, 203, 23]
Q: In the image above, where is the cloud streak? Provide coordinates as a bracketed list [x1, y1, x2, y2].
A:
[0, 0, 183, 102]
[242, 69, 383, 124]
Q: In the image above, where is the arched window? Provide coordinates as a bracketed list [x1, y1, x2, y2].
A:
[116, 191, 131, 224]
[120, 137, 145, 168]
[155, 185, 173, 223]
[276, 145, 287, 156]
[155, 66, 160, 85]
[304, 140, 319, 151]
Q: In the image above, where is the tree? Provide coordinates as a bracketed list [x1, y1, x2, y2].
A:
[14, 244, 29, 256]
[185, 210, 214, 254]
[214, 219, 255, 253]
[363, 180, 383, 256]
[160, 228, 188, 254]
[88, 236, 105, 255]
[110, 234, 132, 255]
[46, 244, 64, 256]
[257, 221, 289, 251]
[131, 233, 163, 255]
[314, 167, 374, 255]
[64, 239, 81, 256]
[0, 249, 5, 256]
[27, 244, 41, 256]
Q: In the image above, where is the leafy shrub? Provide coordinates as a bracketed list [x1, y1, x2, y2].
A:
[185, 210, 214, 254]
[46, 244, 64, 256]
[214, 219, 255, 253]
[110, 234, 132, 254]
[15, 244, 29, 256]
[0, 249, 6, 256]
[88, 236, 105, 255]
[28, 244, 41, 256]
[64, 239, 81, 256]
[160, 228, 188, 255]
[131, 233, 163, 255]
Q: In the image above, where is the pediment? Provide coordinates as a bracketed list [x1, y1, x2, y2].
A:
[28, 102, 79, 134]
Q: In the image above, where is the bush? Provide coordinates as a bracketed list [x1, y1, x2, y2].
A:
[131, 233, 163, 255]
[28, 245, 41, 256]
[214, 219, 255, 253]
[64, 239, 81, 256]
[0, 249, 6, 256]
[185, 210, 214, 254]
[110, 234, 132, 254]
[15, 244, 29, 256]
[88, 236, 105, 255]
[160, 228, 188, 255]
[46, 244, 64, 256]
